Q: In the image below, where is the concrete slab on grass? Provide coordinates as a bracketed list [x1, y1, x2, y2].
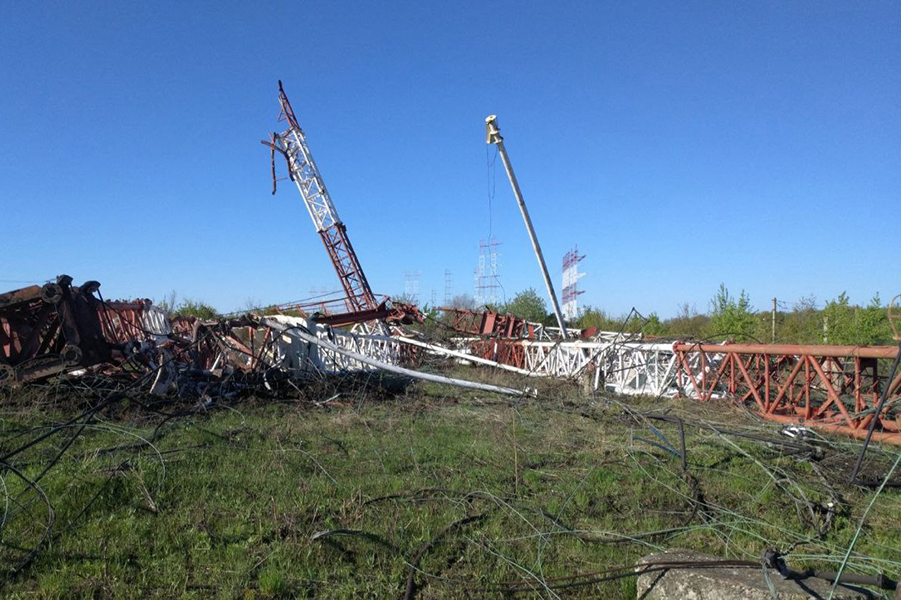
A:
[636, 549, 876, 600]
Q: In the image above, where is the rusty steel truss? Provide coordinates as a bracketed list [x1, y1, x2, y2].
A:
[0, 276, 111, 387]
[261, 81, 420, 327]
[447, 330, 901, 444]
[3, 275, 900, 444]
[440, 307, 539, 339]
[674, 343, 901, 443]
[0, 274, 427, 395]
[438, 307, 580, 342]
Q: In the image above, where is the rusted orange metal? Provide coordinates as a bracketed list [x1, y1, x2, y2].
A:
[438, 307, 537, 340]
[0, 276, 112, 386]
[674, 342, 901, 442]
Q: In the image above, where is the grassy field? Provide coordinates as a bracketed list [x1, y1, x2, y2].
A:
[1, 370, 900, 599]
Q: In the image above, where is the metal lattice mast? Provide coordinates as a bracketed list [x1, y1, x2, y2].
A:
[444, 269, 452, 304]
[474, 238, 500, 306]
[267, 81, 378, 313]
[562, 245, 585, 321]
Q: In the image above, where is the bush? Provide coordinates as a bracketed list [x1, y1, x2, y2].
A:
[666, 303, 710, 340]
[823, 292, 893, 346]
[708, 284, 757, 341]
[173, 299, 219, 320]
[500, 288, 550, 324]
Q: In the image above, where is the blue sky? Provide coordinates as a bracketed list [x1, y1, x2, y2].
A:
[1, 1, 897, 317]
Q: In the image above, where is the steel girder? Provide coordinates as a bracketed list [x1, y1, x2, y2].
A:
[673, 343, 901, 443]
[439, 307, 540, 340]
[454, 334, 901, 444]
[0, 276, 111, 387]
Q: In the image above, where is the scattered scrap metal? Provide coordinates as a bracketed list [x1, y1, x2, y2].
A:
[3, 277, 901, 443]
[3, 81, 899, 445]
[1, 276, 111, 386]
[0, 275, 522, 400]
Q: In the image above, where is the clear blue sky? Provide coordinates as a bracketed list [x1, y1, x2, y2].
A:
[1, 1, 897, 317]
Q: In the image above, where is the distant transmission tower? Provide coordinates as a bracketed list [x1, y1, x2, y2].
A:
[562, 245, 585, 321]
[474, 237, 500, 306]
[403, 270, 421, 304]
[444, 269, 452, 305]
[309, 285, 339, 298]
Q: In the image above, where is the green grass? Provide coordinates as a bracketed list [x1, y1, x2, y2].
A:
[1, 375, 900, 599]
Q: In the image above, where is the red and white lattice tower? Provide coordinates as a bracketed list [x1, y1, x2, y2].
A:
[266, 81, 378, 313]
[562, 245, 585, 321]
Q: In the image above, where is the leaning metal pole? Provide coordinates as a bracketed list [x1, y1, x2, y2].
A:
[486, 115, 568, 337]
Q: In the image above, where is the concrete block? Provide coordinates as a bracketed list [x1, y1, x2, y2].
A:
[636, 549, 876, 600]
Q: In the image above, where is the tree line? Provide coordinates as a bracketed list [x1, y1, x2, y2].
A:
[160, 285, 897, 347]
[450, 284, 896, 346]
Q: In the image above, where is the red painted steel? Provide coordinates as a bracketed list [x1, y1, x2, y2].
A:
[470, 339, 527, 369]
[266, 82, 420, 326]
[99, 300, 155, 344]
[273, 82, 378, 314]
[674, 342, 898, 359]
[674, 342, 901, 443]
[438, 307, 537, 340]
[0, 276, 112, 386]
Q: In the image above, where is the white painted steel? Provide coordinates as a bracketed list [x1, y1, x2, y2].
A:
[262, 317, 525, 396]
[442, 335, 720, 398]
[275, 124, 343, 235]
[261, 316, 405, 375]
[394, 335, 537, 376]
[142, 305, 171, 342]
[202, 314, 726, 403]
[486, 116, 568, 338]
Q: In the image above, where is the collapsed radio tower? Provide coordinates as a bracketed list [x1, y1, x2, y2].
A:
[562, 246, 586, 321]
[263, 81, 377, 314]
[262, 81, 421, 326]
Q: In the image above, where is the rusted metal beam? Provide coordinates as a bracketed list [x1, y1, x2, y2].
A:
[674, 342, 898, 359]
[438, 307, 537, 340]
[674, 342, 901, 443]
[0, 276, 112, 387]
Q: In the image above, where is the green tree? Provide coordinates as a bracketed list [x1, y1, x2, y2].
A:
[577, 306, 621, 332]
[643, 312, 669, 337]
[173, 299, 219, 320]
[823, 292, 893, 345]
[778, 295, 821, 344]
[665, 303, 710, 339]
[823, 292, 853, 344]
[861, 294, 893, 345]
[708, 284, 757, 341]
[503, 288, 549, 323]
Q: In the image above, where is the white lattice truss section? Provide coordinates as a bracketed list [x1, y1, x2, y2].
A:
[260, 316, 405, 376]
[218, 315, 731, 401]
[442, 337, 730, 399]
